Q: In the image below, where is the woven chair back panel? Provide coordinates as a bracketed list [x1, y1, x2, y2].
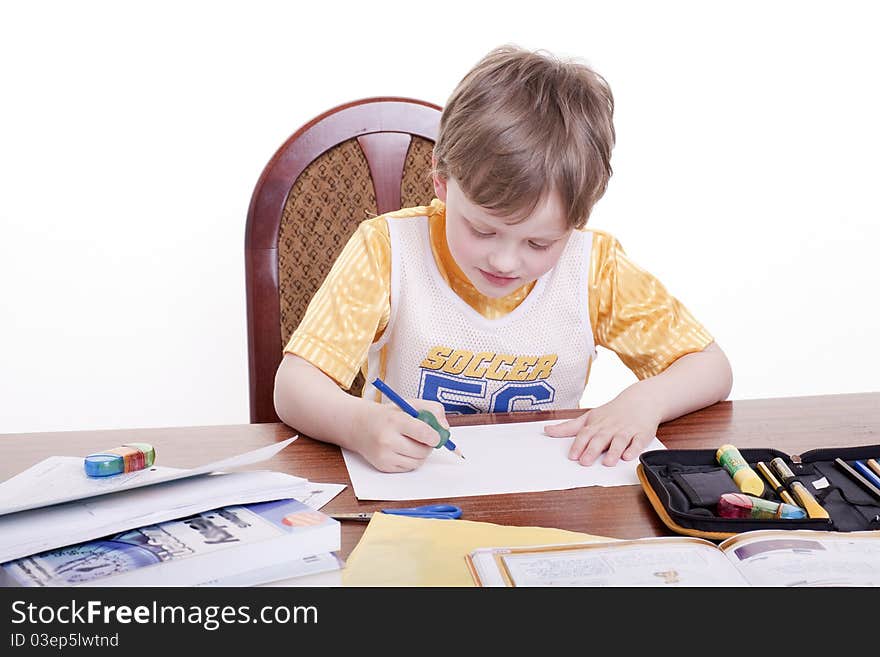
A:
[278, 135, 436, 396]
[400, 136, 436, 208]
[278, 139, 378, 360]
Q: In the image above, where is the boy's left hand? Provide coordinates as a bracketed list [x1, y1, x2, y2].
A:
[543, 395, 662, 467]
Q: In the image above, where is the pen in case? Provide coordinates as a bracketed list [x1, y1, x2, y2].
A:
[835, 459, 880, 501]
[866, 458, 880, 479]
[769, 457, 830, 519]
[853, 460, 880, 490]
[755, 461, 799, 507]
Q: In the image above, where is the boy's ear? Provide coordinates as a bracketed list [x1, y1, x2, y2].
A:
[432, 172, 448, 203]
[431, 152, 448, 202]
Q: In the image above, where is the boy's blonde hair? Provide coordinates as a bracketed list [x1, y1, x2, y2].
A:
[434, 45, 615, 229]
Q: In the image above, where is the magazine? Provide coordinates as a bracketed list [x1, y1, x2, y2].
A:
[0, 498, 340, 587]
[466, 529, 880, 587]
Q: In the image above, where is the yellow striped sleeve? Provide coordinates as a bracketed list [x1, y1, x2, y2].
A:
[587, 230, 714, 379]
[283, 217, 392, 389]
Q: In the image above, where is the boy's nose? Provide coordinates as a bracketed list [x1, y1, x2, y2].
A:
[486, 248, 518, 275]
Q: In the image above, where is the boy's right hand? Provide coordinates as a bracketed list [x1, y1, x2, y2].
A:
[354, 399, 450, 473]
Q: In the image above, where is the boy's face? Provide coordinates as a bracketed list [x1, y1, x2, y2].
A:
[434, 175, 572, 299]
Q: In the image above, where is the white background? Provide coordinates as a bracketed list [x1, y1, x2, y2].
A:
[1, 1, 877, 434]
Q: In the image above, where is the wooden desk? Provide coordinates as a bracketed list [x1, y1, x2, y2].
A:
[2, 393, 878, 559]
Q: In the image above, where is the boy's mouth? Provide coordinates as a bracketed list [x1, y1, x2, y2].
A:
[478, 268, 518, 288]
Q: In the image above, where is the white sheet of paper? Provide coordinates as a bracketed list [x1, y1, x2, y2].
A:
[0, 437, 298, 516]
[289, 482, 347, 510]
[342, 419, 666, 500]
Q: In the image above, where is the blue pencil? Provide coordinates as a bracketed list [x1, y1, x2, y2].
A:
[372, 378, 465, 459]
[853, 460, 880, 495]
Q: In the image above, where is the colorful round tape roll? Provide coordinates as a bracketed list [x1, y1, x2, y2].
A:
[84, 443, 156, 477]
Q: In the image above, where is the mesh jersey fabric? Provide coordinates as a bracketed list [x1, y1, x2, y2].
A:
[364, 216, 595, 413]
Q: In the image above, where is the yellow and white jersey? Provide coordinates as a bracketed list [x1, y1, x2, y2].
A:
[285, 199, 714, 407]
[363, 215, 595, 414]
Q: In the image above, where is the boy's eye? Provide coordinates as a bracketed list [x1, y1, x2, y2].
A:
[469, 225, 494, 238]
[528, 241, 551, 250]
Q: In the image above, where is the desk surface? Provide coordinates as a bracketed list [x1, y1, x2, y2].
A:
[2, 392, 878, 558]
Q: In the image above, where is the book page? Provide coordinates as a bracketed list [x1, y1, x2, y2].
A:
[470, 537, 750, 587]
[719, 530, 880, 586]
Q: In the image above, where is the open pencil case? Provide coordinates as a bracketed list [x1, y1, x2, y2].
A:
[637, 444, 880, 540]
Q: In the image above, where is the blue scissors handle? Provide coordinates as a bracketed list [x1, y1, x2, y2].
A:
[381, 504, 462, 520]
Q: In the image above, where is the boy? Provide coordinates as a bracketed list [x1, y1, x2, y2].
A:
[274, 45, 732, 473]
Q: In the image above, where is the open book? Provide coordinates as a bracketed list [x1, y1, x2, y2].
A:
[466, 529, 880, 587]
[0, 498, 340, 587]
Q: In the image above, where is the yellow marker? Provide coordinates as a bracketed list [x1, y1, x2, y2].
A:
[769, 457, 830, 520]
[755, 461, 799, 507]
[867, 459, 880, 479]
[716, 444, 765, 496]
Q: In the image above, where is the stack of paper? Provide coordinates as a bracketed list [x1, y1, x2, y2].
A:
[1, 498, 343, 587]
[0, 437, 347, 586]
[0, 470, 346, 564]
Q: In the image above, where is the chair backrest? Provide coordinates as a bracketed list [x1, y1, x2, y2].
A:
[245, 97, 442, 423]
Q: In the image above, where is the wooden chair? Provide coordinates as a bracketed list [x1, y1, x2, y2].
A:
[245, 97, 442, 423]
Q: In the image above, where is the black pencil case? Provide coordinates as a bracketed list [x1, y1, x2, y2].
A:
[637, 444, 880, 540]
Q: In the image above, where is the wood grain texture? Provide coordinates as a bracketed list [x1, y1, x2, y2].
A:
[2, 393, 878, 558]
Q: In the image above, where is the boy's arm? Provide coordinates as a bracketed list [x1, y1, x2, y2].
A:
[545, 341, 732, 466]
[273, 354, 447, 472]
[625, 341, 732, 426]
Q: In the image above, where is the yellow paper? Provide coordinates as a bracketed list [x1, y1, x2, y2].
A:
[342, 513, 613, 586]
